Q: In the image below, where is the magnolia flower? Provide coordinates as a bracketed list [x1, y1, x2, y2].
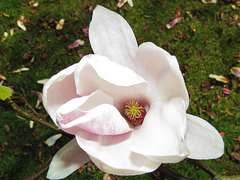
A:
[43, 6, 224, 179]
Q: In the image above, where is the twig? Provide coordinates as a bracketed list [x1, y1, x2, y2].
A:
[22, 161, 50, 180]
[6, 98, 73, 138]
[156, 166, 190, 180]
[186, 159, 217, 178]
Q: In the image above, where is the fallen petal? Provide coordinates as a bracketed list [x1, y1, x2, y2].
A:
[56, 19, 64, 30]
[30, 121, 34, 129]
[3, 13, 10, 18]
[33, 2, 39, 7]
[231, 67, 240, 77]
[68, 39, 85, 48]
[117, 0, 127, 8]
[31, 91, 42, 100]
[202, 0, 217, 3]
[10, 29, 14, 36]
[17, 16, 27, 31]
[44, 134, 62, 146]
[166, 18, 180, 29]
[23, 52, 30, 59]
[82, 27, 89, 37]
[37, 78, 49, 84]
[209, 74, 229, 83]
[223, 88, 231, 94]
[12, 67, 29, 73]
[1, 32, 8, 43]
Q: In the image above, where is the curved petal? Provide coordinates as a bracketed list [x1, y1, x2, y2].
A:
[43, 64, 79, 125]
[56, 90, 132, 135]
[135, 42, 189, 108]
[185, 114, 224, 159]
[131, 98, 189, 163]
[47, 138, 90, 179]
[89, 5, 138, 70]
[74, 54, 148, 106]
[75, 130, 160, 175]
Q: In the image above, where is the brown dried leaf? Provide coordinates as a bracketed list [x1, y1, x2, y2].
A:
[2, 13, 10, 18]
[231, 144, 240, 161]
[78, 165, 87, 174]
[4, 125, 10, 133]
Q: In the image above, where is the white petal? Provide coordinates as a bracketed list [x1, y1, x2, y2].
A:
[74, 54, 147, 106]
[185, 114, 224, 159]
[89, 5, 138, 69]
[135, 42, 189, 108]
[56, 90, 131, 135]
[75, 130, 160, 175]
[43, 64, 79, 125]
[47, 138, 90, 179]
[131, 98, 189, 163]
[44, 134, 62, 147]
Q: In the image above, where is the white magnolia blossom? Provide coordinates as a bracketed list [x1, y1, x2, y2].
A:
[43, 5, 224, 179]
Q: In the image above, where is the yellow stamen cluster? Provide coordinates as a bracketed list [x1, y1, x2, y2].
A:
[124, 100, 146, 126]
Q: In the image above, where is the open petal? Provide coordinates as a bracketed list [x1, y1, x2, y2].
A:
[131, 98, 189, 163]
[56, 90, 132, 135]
[47, 138, 90, 179]
[74, 54, 148, 106]
[135, 42, 189, 108]
[43, 64, 79, 125]
[89, 5, 138, 70]
[185, 114, 224, 159]
[75, 130, 160, 175]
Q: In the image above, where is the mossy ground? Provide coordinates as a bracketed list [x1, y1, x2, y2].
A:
[0, 0, 240, 179]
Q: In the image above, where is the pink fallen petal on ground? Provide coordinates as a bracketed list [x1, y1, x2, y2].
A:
[144, 25, 150, 30]
[68, 39, 85, 49]
[231, 67, 240, 77]
[166, 18, 180, 29]
[223, 88, 231, 94]
[82, 27, 89, 37]
[117, 0, 133, 8]
[23, 52, 30, 59]
[30, 91, 42, 100]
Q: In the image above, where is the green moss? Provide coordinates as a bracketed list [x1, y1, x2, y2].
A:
[0, 0, 240, 179]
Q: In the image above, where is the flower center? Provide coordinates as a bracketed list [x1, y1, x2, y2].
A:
[124, 100, 146, 126]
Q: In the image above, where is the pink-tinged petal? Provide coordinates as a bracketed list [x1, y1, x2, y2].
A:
[23, 52, 30, 59]
[75, 130, 160, 175]
[166, 18, 180, 29]
[30, 91, 42, 100]
[231, 67, 240, 77]
[135, 42, 189, 108]
[131, 98, 189, 163]
[223, 88, 231, 94]
[47, 138, 90, 179]
[56, 89, 131, 135]
[43, 64, 79, 125]
[144, 25, 150, 30]
[82, 27, 89, 37]
[89, 5, 138, 70]
[185, 114, 224, 159]
[68, 39, 85, 49]
[74, 54, 147, 105]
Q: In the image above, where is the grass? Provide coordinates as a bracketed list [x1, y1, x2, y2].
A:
[0, 0, 240, 179]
